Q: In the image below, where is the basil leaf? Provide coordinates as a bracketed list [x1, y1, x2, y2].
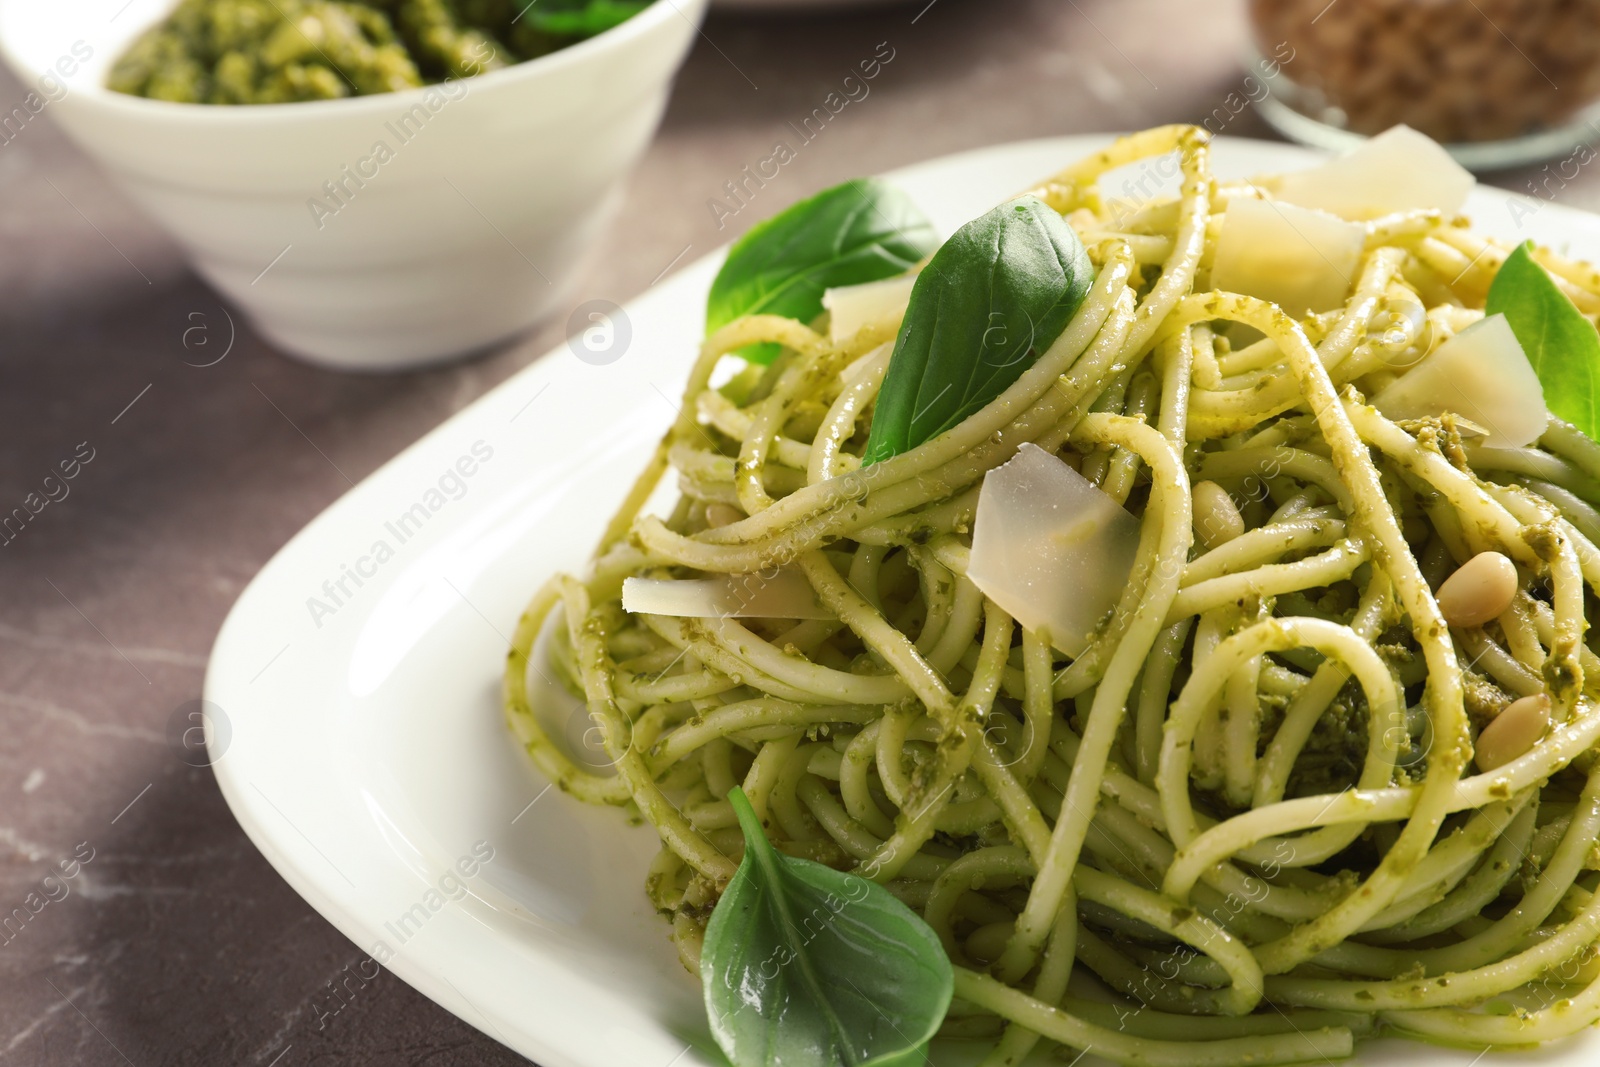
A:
[701, 788, 952, 1067]
[862, 195, 1094, 464]
[706, 178, 939, 364]
[524, 1, 650, 36]
[1486, 240, 1600, 441]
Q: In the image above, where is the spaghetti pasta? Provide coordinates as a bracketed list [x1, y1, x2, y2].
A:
[506, 125, 1600, 1064]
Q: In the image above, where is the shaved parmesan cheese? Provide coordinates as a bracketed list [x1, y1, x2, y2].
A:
[1274, 125, 1475, 221]
[622, 569, 832, 620]
[823, 273, 917, 342]
[967, 443, 1140, 657]
[1372, 313, 1547, 448]
[1211, 199, 1365, 316]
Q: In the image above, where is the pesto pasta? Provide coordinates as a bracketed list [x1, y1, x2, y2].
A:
[506, 125, 1600, 1065]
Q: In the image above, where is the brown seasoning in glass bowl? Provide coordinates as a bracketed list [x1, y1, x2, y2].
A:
[1250, 0, 1600, 143]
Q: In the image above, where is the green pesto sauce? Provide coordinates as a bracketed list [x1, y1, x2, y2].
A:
[108, 0, 650, 104]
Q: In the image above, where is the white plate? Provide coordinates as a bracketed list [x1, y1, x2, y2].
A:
[205, 134, 1600, 1067]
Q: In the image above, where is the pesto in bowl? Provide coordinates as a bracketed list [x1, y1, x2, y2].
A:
[108, 0, 651, 103]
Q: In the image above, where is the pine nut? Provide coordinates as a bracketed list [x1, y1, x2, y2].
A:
[1475, 693, 1551, 772]
[1192, 480, 1245, 551]
[705, 503, 744, 529]
[1436, 551, 1518, 629]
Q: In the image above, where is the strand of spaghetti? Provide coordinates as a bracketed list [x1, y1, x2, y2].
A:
[795, 549, 953, 714]
[645, 700, 876, 771]
[924, 847, 1033, 962]
[595, 313, 816, 551]
[1180, 513, 1347, 586]
[1342, 766, 1600, 977]
[1120, 127, 1211, 360]
[1192, 447, 1354, 511]
[1165, 536, 1368, 623]
[1016, 627, 1055, 786]
[1357, 794, 1538, 944]
[1162, 695, 1600, 882]
[1270, 877, 1600, 1012]
[696, 391, 813, 471]
[1214, 334, 1283, 377]
[951, 969, 1355, 1067]
[1498, 593, 1547, 673]
[684, 614, 912, 704]
[1542, 417, 1600, 483]
[633, 288, 1134, 574]
[1341, 401, 1543, 566]
[735, 321, 884, 513]
[1529, 600, 1600, 694]
[615, 666, 740, 704]
[1482, 482, 1587, 711]
[1254, 575, 1392, 811]
[1155, 327, 1191, 447]
[1133, 619, 1191, 785]
[502, 575, 632, 804]
[979, 887, 1077, 1067]
[995, 414, 1190, 983]
[1189, 607, 1233, 791]
[1220, 629, 1263, 808]
[681, 249, 1133, 549]
[808, 343, 891, 483]
[668, 444, 807, 498]
[739, 733, 799, 826]
[1185, 250, 1403, 437]
[634, 615, 891, 705]
[1155, 292, 1469, 974]
[1046, 370, 1184, 706]
[1379, 957, 1600, 1045]
[1100, 370, 1158, 503]
[1160, 616, 1401, 896]
[1349, 792, 1531, 933]
[1076, 866, 1264, 1016]
[1082, 777, 1335, 927]
[1522, 478, 1600, 549]
[969, 734, 1052, 861]
[1070, 923, 1253, 1016]
[927, 576, 986, 677]
[558, 577, 735, 882]
[837, 725, 894, 838]
[1033, 124, 1198, 194]
[1464, 442, 1600, 502]
[862, 601, 1013, 882]
[767, 741, 827, 841]
[795, 777, 949, 882]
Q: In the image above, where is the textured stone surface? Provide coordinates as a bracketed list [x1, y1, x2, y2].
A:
[0, 1, 1593, 1063]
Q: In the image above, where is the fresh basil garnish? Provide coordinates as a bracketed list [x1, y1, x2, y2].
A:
[524, 0, 651, 36]
[1486, 240, 1600, 441]
[706, 178, 939, 364]
[861, 195, 1095, 464]
[701, 787, 952, 1067]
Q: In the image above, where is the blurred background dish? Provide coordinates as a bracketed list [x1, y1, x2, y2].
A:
[713, 0, 908, 9]
[105, 0, 655, 104]
[1249, 0, 1600, 169]
[0, 0, 707, 371]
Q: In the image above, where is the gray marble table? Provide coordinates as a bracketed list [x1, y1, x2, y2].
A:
[2, 1, 1595, 1063]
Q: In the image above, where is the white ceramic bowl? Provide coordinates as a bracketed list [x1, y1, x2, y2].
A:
[0, 0, 706, 370]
